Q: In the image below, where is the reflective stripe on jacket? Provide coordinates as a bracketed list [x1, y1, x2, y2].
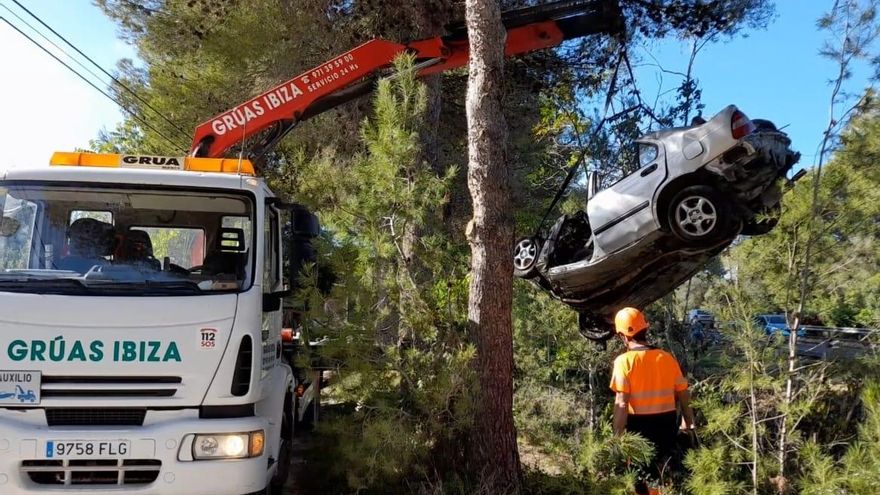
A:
[610, 347, 688, 415]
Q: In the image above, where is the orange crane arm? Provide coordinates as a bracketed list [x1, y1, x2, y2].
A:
[191, 0, 623, 159]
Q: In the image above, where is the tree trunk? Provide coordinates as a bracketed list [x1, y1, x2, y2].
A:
[464, 0, 520, 491]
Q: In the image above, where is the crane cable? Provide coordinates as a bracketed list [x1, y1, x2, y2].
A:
[7, 0, 192, 145]
[531, 45, 630, 238]
[0, 16, 187, 152]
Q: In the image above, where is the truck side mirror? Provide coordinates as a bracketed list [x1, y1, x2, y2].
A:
[268, 199, 335, 308]
[587, 171, 599, 201]
[287, 204, 320, 292]
[263, 292, 283, 312]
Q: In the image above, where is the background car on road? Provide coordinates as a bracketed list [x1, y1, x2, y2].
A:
[687, 308, 716, 328]
[753, 314, 804, 337]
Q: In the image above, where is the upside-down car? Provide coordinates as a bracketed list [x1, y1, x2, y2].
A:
[513, 105, 800, 340]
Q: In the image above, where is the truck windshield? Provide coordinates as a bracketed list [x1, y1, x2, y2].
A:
[0, 183, 254, 295]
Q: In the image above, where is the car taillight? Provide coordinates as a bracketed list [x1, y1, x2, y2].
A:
[731, 110, 756, 139]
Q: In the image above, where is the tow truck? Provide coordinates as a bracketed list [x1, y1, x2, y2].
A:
[0, 1, 623, 494]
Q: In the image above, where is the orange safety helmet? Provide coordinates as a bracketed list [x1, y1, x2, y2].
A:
[614, 307, 649, 337]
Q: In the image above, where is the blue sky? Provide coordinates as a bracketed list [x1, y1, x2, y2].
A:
[0, 1, 874, 170]
[0, 0, 133, 168]
[630, 1, 875, 167]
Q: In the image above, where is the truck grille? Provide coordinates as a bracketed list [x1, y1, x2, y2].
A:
[45, 408, 147, 426]
[42, 375, 181, 399]
[22, 459, 161, 485]
[231, 336, 252, 396]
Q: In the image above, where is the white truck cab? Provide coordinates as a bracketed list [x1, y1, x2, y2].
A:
[0, 152, 320, 494]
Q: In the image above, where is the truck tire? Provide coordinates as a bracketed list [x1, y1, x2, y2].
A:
[269, 395, 294, 494]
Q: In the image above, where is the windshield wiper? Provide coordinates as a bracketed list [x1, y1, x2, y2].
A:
[72, 279, 204, 295]
[142, 280, 203, 294]
[0, 277, 203, 295]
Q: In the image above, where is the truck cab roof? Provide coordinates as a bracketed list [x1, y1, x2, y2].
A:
[2, 166, 262, 193]
[2, 152, 269, 196]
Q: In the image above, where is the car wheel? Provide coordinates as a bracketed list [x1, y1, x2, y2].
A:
[513, 237, 542, 278]
[668, 185, 732, 243]
[578, 312, 613, 342]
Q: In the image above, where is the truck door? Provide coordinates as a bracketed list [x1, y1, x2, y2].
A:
[588, 142, 667, 256]
[261, 204, 283, 378]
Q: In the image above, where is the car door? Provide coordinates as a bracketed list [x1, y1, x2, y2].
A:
[588, 142, 667, 256]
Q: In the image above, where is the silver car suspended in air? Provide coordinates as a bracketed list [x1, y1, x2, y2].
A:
[513, 105, 800, 340]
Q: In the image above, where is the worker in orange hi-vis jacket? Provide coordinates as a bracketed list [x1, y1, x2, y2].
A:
[610, 307, 696, 494]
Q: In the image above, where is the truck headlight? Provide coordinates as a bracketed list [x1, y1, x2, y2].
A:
[192, 431, 264, 459]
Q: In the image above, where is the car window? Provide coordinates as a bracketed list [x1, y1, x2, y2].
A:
[638, 143, 658, 167]
[768, 315, 786, 324]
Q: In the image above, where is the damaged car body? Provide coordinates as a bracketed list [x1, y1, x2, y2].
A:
[514, 105, 800, 341]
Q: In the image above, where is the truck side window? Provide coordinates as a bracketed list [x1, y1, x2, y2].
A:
[0, 193, 37, 270]
[263, 208, 280, 292]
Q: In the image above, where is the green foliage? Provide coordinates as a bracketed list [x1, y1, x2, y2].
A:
[286, 57, 476, 493]
[684, 444, 746, 495]
[519, 428, 654, 495]
[728, 103, 880, 327]
[89, 2, 880, 494]
[676, 283, 880, 495]
[88, 119, 148, 154]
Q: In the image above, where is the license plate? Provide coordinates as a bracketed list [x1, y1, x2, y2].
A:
[45, 440, 131, 459]
[0, 370, 41, 405]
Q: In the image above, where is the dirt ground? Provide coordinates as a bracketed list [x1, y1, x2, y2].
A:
[283, 432, 312, 495]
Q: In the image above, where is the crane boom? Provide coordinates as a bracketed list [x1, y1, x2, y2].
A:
[191, 0, 623, 159]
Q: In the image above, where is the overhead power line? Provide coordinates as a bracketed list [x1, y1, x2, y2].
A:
[0, 4, 129, 110]
[0, 16, 187, 152]
[7, 0, 192, 145]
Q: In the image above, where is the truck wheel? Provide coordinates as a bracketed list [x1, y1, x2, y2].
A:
[269, 396, 293, 494]
[668, 186, 732, 244]
[513, 237, 542, 278]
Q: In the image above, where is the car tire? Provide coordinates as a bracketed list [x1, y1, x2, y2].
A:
[578, 312, 613, 342]
[667, 185, 733, 244]
[513, 237, 542, 278]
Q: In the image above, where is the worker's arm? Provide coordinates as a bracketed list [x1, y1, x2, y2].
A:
[676, 388, 695, 430]
[613, 392, 629, 435]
